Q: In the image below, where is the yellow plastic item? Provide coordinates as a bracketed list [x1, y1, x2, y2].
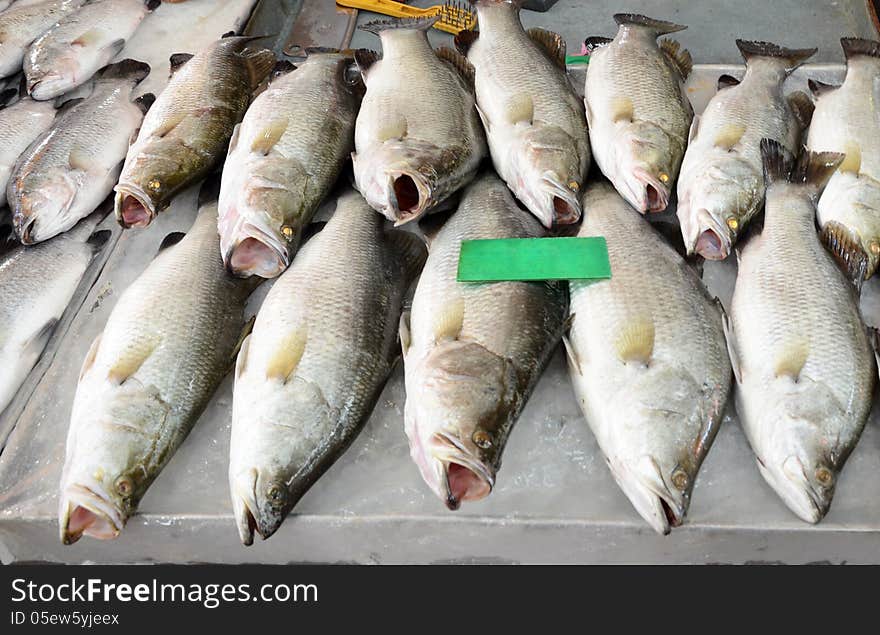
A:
[335, 0, 476, 35]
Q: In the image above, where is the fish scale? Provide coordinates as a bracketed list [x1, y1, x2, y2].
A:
[0, 0, 86, 78]
[59, 202, 256, 543]
[0, 97, 56, 208]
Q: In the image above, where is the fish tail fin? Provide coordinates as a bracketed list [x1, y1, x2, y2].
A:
[735, 40, 816, 73]
[841, 37, 880, 61]
[96, 58, 151, 84]
[760, 139, 843, 194]
[613, 13, 687, 36]
[359, 16, 440, 36]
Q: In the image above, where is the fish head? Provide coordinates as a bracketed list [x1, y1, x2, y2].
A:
[28, 49, 83, 101]
[229, 377, 335, 545]
[218, 159, 305, 278]
[13, 171, 79, 244]
[507, 126, 584, 227]
[404, 341, 516, 509]
[600, 370, 713, 534]
[59, 379, 170, 544]
[677, 164, 762, 260]
[750, 384, 845, 523]
[615, 123, 679, 213]
[354, 139, 456, 225]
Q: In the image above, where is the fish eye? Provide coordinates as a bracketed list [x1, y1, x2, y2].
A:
[115, 476, 134, 497]
[671, 468, 689, 491]
[267, 485, 285, 502]
[472, 430, 492, 450]
[815, 467, 834, 487]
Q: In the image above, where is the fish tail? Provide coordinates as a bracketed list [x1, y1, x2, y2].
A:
[613, 13, 687, 35]
[759, 139, 843, 194]
[841, 37, 880, 61]
[735, 39, 817, 73]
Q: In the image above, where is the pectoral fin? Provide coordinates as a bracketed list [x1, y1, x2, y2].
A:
[433, 297, 464, 342]
[265, 327, 307, 383]
[614, 317, 654, 366]
[250, 119, 287, 155]
[774, 338, 809, 381]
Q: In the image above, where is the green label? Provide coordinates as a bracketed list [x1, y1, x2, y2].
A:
[457, 237, 611, 282]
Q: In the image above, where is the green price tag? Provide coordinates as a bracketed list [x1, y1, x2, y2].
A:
[457, 237, 611, 282]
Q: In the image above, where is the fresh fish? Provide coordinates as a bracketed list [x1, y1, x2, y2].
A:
[0, 92, 56, 207]
[807, 38, 880, 288]
[583, 14, 693, 213]
[10, 59, 152, 244]
[24, 0, 159, 101]
[402, 173, 567, 509]
[59, 196, 257, 544]
[229, 190, 425, 544]
[455, 0, 589, 227]
[114, 35, 274, 228]
[728, 139, 874, 523]
[219, 50, 363, 278]
[677, 40, 815, 260]
[0, 0, 86, 79]
[0, 214, 107, 415]
[565, 181, 730, 534]
[352, 16, 486, 225]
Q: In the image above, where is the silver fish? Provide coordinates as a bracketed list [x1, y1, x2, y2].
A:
[229, 190, 425, 544]
[0, 0, 86, 79]
[24, 0, 159, 101]
[565, 181, 731, 534]
[807, 38, 880, 288]
[0, 93, 56, 207]
[0, 213, 106, 415]
[402, 173, 567, 509]
[456, 0, 589, 227]
[10, 59, 151, 244]
[352, 16, 486, 225]
[59, 196, 256, 543]
[677, 40, 815, 260]
[218, 50, 363, 278]
[728, 139, 874, 523]
[583, 13, 693, 213]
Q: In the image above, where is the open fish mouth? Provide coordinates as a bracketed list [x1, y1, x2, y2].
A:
[59, 483, 124, 544]
[689, 210, 732, 260]
[540, 176, 582, 227]
[627, 168, 670, 213]
[609, 456, 687, 535]
[114, 185, 156, 229]
[429, 431, 494, 511]
[222, 222, 289, 279]
[230, 468, 287, 546]
[757, 455, 831, 524]
[388, 171, 432, 226]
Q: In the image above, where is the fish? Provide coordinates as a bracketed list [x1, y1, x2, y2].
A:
[455, 0, 589, 228]
[402, 173, 567, 509]
[0, 91, 56, 207]
[218, 50, 363, 278]
[9, 59, 152, 244]
[229, 190, 426, 545]
[114, 34, 274, 229]
[352, 16, 486, 225]
[807, 38, 880, 288]
[565, 181, 731, 534]
[583, 13, 693, 213]
[677, 40, 816, 260]
[24, 0, 160, 101]
[0, 0, 86, 79]
[59, 194, 258, 544]
[0, 213, 108, 415]
[728, 139, 874, 523]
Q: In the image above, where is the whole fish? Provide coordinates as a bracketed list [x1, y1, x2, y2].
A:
[10, 59, 152, 244]
[229, 190, 425, 544]
[728, 139, 874, 523]
[0, 93, 56, 207]
[0, 0, 86, 79]
[807, 38, 880, 288]
[219, 50, 363, 278]
[456, 0, 589, 227]
[24, 0, 159, 101]
[402, 173, 567, 509]
[565, 181, 731, 534]
[677, 40, 815, 260]
[0, 214, 107, 415]
[114, 35, 274, 228]
[353, 16, 486, 225]
[583, 14, 693, 213]
[59, 197, 256, 543]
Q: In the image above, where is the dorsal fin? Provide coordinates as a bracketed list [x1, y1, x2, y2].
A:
[717, 73, 740, 90]
[435, 46, 475, 88]
[354, 48, 379, 78]
[808, 78, 838, 98]
[659, 38, 692, 79]
[360, 15, 439, 35]
[157, 231, 185, 254]
[134, 92, 155, 114]
[582, 36, 612, 55]
[454, 28, 479, 56]
[527, 27, 566, 70]
[270, 59, 296, 81]
[169, 52, 193, 75]
[787, 90, 814, 128]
